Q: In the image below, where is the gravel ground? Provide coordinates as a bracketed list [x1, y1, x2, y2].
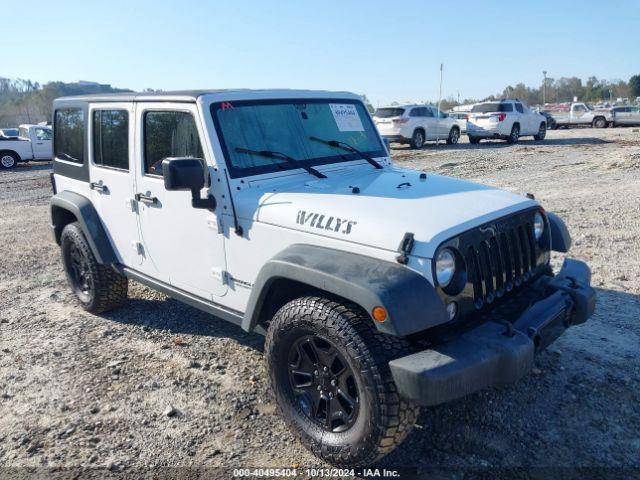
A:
[0, 128, 639, 478]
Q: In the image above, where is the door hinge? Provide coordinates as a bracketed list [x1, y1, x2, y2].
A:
[212, 268, 229, 285]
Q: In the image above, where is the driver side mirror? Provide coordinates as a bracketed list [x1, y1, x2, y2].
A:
[162, 157, 216, 211]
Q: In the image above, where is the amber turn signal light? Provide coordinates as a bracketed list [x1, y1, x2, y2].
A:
[372, 306, 388, 322]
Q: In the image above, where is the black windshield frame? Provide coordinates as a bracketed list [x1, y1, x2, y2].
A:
[210, 98, 387, 179]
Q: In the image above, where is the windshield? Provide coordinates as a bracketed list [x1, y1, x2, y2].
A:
[471, 103, 513, 113]
[374, 108, 405, 118]
[211, 99, 385, 178]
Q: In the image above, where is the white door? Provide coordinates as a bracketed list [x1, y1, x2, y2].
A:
[133, 103, 227, 299]
[32, 127, 53, 159]
[88, 104, 140, 268]
[422, 107, 439, 140]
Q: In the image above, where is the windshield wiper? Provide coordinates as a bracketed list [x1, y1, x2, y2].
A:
[234, 147, 326, 179]
[309, 137, 383, 170]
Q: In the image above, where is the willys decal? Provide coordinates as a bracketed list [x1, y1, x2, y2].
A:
[296, 210, 357, 235]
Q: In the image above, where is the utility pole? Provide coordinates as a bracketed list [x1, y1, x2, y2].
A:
[436, 63, 443, 147]
[457, 90, 460, 105]
[543, 70, 547, 105]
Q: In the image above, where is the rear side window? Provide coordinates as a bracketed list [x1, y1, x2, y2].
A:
[471, 103, 514, 113]
[374, 108, 405, 118]
[93, 110, 129, 170]
[144, 111, 204, 175]
[515, 103, 524, 113]
[55, 108, 85, 163]
[409, 108, 424, 117]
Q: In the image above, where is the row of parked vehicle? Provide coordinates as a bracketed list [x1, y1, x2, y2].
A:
[373, 99, 548, 148]
[372, 99, 640, 149]
[0, 124, 53, 169]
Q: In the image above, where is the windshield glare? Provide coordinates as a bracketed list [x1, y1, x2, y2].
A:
[212, 100, 385, 178]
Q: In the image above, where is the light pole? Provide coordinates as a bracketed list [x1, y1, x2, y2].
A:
[542, 70, 547, 105]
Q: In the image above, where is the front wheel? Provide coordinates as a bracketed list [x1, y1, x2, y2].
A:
[446, 127, 460, 145]
[533, 122, 547, 141]
[265, 296, 419, 466]
[0, 152, 19, 169]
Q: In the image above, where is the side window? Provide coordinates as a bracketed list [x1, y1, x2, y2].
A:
[54, 108, 85, 163]
[35, 128, 52, 141]
[93, 110, 129, 170]
[144, 111, 204, 175]
[515, 103, 524, 113]
[409, 108, 422, 117]
[574, 105, 587, 113]
[19, 127, 29, 138]
[424, 108, 434, 118]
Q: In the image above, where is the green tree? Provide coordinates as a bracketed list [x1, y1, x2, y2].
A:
[629, 75, 640, 98]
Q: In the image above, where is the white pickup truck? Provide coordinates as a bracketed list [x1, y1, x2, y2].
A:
[544, 102, 612, 129]
[0, 124, 53, 169]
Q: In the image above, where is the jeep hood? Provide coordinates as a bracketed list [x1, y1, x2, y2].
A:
[233, 166, 538, 259]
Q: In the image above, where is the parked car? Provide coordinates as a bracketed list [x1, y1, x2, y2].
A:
[0, 124, 53, 169]
[50, 89, 594, 466]
[611, 106, 640, 126]
[0, 128, 19, 138]
[543, 102, 612, 129]
[447, 111, 468, 133]
[467, 100, 547, 144]
[373, 104, 461, 148]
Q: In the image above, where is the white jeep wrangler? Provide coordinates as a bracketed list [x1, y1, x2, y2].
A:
[50, 90, 595, 466]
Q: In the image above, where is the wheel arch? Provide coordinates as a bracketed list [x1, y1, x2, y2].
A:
[50, 190, 117, 265]
[0, 149, 22, 161]
[242, 244, 449, 336]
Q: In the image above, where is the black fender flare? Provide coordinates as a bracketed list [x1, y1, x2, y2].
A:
[547, 212, 572, 253]
[242, 244, 448, 336]
[50, 190, 117, 264]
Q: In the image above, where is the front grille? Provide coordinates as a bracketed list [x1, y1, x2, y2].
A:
[435, 208, 550, 319]
[465, 220, 538, 309]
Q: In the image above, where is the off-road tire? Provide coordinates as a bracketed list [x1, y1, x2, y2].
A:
[507, 124, 520, 144]
[446, 127, 460, 145]
[0, 151, 19, 169]
[265, 296, 419, 466]
[592, 117, 607, 128]
[61, 222, 128, 313]
[468, 136, 481, 144]
[410, 129, 425, 149]
[533, 122, 547, 141]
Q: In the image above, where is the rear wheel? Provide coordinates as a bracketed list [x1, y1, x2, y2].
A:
[410, 129, 425, 149]
[61, 222, 128, 313]
[468, 136, 481, 144]
[446, 127, 460, 145]
[533, 122, 547, 141]
[507, 124, 520, 143]
[0, 152, 18, 169]
[592, 117, 607, 128]
[265, 296, 419, 466]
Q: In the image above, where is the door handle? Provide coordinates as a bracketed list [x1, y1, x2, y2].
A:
[135, 193, 158, 205]
[36, 142, 44, 145]
[90, 181, 107, 192]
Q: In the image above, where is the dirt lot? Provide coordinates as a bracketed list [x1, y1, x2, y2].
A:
[1, 128, 639, 478]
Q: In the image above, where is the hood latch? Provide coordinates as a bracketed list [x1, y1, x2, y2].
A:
[396, 232, 415, 265]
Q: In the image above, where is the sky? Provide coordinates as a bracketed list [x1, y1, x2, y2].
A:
[4, 0, 639, 105]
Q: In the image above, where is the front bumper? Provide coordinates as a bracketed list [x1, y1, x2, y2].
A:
[389, 258, 595, 406]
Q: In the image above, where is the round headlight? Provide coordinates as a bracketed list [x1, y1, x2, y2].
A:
[436, 249, 456, 287]
[534, 211, 545, 240]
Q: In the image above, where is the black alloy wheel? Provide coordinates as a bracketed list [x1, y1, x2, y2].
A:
[287, 334, 359, 433]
